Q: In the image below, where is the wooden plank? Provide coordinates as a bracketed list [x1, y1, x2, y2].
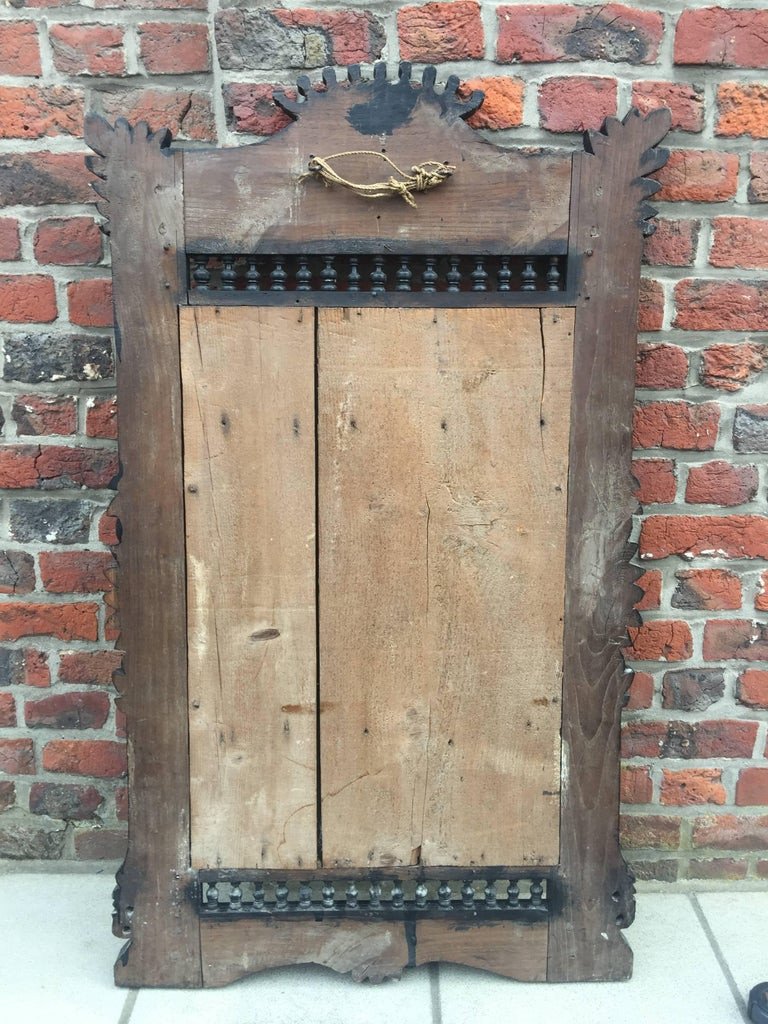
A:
[200, 918, 409, 986]
[547, 110, 671, 982]
[415, 919, 548, 980]
[183, 72, 570, 256]
[180, 306, 317, 870]
[83, 117, 202, 988]
[318, 307, 574, 869]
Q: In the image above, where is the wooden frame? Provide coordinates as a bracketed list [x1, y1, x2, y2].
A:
[84, 64, 670, 988]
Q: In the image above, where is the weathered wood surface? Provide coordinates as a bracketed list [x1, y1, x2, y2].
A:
[180, 306, 317, 870]
[318, 307, 573, 869]
[183, 66, 570, 256]
[83, 115, 202, 987]
[200, 916, 547, 986]
[547, 108, 671, 982]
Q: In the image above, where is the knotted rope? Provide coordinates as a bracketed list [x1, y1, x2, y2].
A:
[301, 150, 455, 208]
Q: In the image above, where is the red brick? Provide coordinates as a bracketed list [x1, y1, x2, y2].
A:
[737, 669, 768, 709]
[0, 739, 34, 774]
[631, 720, 757, 759]
[398, 2, 484, 62]
[685, 462, 758, 507]
[99, 89, 214, 142]
[0, 275, 56, 324]
[458, 77, 524, 130]
[29, 781, 103, 820]
[0, 218, 21, 261]
[633, 401, 719, 450]
[34, 217, 102, 267]
[700, 342, 768, 392]
[676, 9, 768, 68]
[734, 405, 768, 453]
[643, 219, 699, 267]
[0, 602, 98, 642]
[49, 24, 124, 76]
[0, 445, 118, 490]
[0, 152, 93, 207]
[759, 860, 768, 879]
[0, 85, 83, 139]
[43, 739, 126, 778]
[116, 785, 128, 821]
[620, 814, 681, 850]
[626, 671, 654, 710]
[497, 4, 662, 64]
[736, 768, 768, 806]
[621, 765, 652, 804]
[0, 550, 35, 595]
[104, 584, 119, 643]
[635, 569, 662, 611]
[624, 621, 692, 662]
[12, 395, 76, 436]
[633, 459, 676, 504]
[0, 22, 42, 76]
[750, 153, 768, 203]
[25, 691, 109, 730]
[661, 768, 726, 807]
[689, 858, 748, 881]
[85, 396, 117, 440]
[115, 705, 126, 739]
[710, 217, 768, 270]
[5, 649, 51, 688]
[98, 513, 120, 547]
[632, 81, 704, 132]
[637, 278, 664, 332]
[641, 515, 768, 560]
[756, 571, 768, 613]
[717, 83, 768, 138]
[662, 668, 725, 711]
[74, 826, 127, 859]
[672, 568, 742, 611]
[538, 76, 617, 133]
[675, 280, 768, 332]
[67, 279, 112, 328]
[223, 84, 292, 136]
[138, 22, 209, 73]
[0, 780, 15, 812]
[274, 9, 385, 65]
[0, 693, 16, 727]
[654, 150, 738, 202]
[59, 649, 122, 686]
[635, 344, 687, 389]
[692, 813, 768, 850]
[704, 619, 768, 662]
[39, 551, 115, 594]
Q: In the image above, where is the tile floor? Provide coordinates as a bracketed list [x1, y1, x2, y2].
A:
[0, 869, 764, 1024]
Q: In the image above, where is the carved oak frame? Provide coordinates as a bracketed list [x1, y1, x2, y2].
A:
[84, 64, 670, 988]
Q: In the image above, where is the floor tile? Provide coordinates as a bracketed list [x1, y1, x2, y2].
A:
[696, 891, 768, 1005]
[438, 894, 743, 1024]
[0, 871, 129, 1024]
[130, 963, 434, 1024]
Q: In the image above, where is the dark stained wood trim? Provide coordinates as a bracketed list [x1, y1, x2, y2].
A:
[547, 108, 671, 982]
[84, 115, 202, 988]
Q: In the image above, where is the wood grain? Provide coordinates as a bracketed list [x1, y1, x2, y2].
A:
[83, 117, 203, 988]
[200, 917, 409, 986]
[415, 918, 547, 980]
[180, 306, 317, 870]
[318, 307, 573, 869]
[183, 85, 570, 256]
[547, 109, 671, 982]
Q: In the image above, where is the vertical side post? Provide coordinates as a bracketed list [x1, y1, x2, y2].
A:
[548, 108, 671, 982]
[85, 117, 202, 988]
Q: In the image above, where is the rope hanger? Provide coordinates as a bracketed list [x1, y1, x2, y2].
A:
[301, 150, 455, 208]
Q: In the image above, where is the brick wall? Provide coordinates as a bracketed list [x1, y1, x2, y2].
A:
[0, 0, 766, 880]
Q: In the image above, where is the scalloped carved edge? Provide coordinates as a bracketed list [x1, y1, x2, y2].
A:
[83, 114, 173, 236]
[273, 62, 484, 123]
[584, 106, 671, 236]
